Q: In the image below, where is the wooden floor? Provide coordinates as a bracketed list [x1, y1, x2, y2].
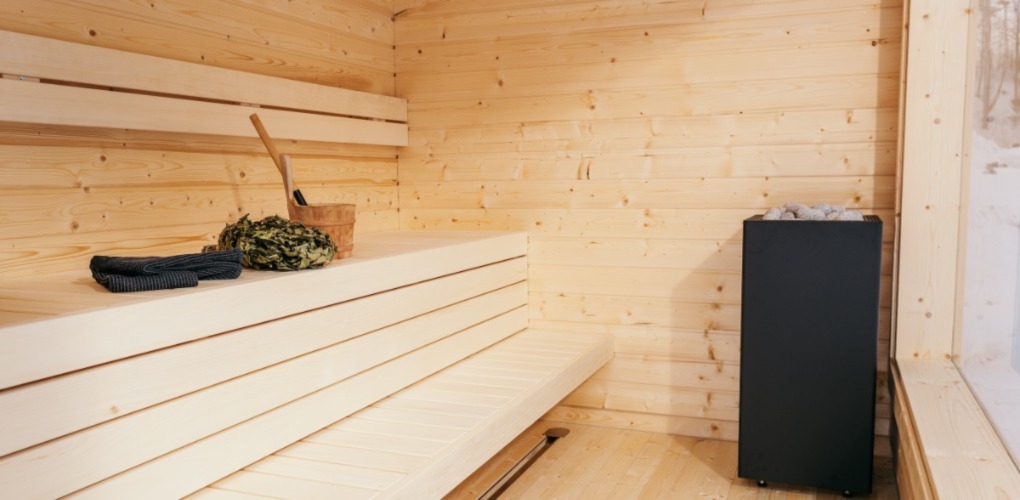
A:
[447, 421, 899, 500]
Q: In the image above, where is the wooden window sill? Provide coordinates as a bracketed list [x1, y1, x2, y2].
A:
[894, 358, 1020, 498]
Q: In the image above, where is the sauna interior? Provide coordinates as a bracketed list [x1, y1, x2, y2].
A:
[1, 0, 1018, 498]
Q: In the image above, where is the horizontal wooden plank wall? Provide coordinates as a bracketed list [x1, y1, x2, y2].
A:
[395, 0, 901, 455]
[0, 0, 399, 278]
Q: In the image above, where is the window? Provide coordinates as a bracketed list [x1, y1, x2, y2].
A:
[958, 0, 1020, 465]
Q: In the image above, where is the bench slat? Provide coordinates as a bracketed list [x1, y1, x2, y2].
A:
[209, 471, 379, 500]
[0, 79, 408, 146]
[351, 407, 484, 431]
[276, 442, 425, 475]
[246, 456, 403, 491]
[186, 488, 270, 500]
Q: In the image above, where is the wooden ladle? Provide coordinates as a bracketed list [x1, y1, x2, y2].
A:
[249, 113, 307, 206]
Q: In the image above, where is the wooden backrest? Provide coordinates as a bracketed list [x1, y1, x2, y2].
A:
[0, 30, 407, 145]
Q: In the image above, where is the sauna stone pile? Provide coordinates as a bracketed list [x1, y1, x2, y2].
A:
[763, 203, 865, 221]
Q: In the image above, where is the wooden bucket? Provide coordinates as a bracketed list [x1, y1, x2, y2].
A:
[249, 116, 356, 259]
[287, 202, 356, 259]
[277, 154, 355, 259]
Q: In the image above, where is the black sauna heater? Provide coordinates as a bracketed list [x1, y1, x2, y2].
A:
[738, 215, 883, 496]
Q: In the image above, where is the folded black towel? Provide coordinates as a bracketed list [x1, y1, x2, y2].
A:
[94, 271, 200, 293]
[90, 249, 244, 293]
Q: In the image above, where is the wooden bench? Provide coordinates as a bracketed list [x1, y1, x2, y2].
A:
[1, 29, 613, 498]
[0, 230, 613, 498]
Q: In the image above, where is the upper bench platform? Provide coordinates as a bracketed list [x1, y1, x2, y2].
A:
[0, 230, 531, 499]
[0, 230, 526, 391]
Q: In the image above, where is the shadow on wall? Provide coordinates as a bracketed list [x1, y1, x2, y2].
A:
[668, 227, 742, 443]
[876, 0, 901, 355]
[874, 0, 903, 459]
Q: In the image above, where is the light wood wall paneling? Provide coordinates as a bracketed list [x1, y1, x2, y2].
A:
[400, 142, 898, 181]
[0, 184, 395, 241]
[530, 319, 892, 366]
[530, 265, 742, 304]
[399, 177, 894, 210]
[531, 291, 892, 337]
[397, 5, 902, 73]
[591, 355, 738, 393]
[0, 0, 394, 93]
[563, 379, 740, 422]
[402, 141, 896, 167]
[0, 213, 398, 279]
[559, 379, 892, 437]
[535, 318, 892, 436]
[0, 146, 397, 190]
[401, 208, 897, 241]
[531, 292, 743, 333]
[400, 44, 901, 103]
[0, 223, 223, 279]
[529, 237, 744, 273]
[527, 236, 895, 275]
[395, 0, 900, 449]
[406, 109, 899, 152]
[88, 0, 394, 72]
[397, 0, 896, 19]
[529, 265, 894, 308]
[530, 320, 742, 360]
[543, 405, 739, 442]
[0, 0, 402, 278]
[395, 0, 899, 45]
[541, 406, 894, 458]
[234, 0, 394, 45]
[407, 75, 900, 127]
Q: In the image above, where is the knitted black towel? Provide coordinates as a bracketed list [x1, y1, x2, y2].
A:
[90, 249, 243, 293]
[94, 271, 200, 293]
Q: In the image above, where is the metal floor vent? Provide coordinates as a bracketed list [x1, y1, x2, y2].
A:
[477, 428, 570, 499]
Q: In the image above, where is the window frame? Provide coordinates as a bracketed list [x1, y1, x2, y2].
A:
[894, 0, 1020, 496]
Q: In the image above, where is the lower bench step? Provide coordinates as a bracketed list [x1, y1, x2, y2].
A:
[190, 330, 612, 499]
